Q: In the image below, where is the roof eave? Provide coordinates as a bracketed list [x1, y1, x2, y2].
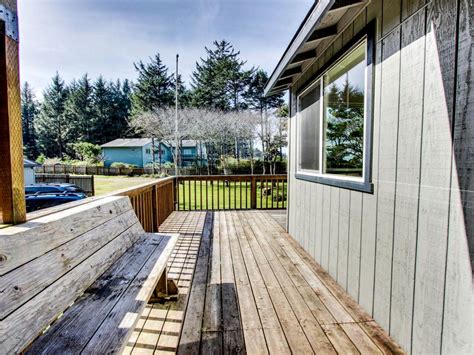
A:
[264, 0, 335, 97]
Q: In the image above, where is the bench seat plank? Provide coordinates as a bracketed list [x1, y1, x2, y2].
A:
[26, 233, 178, 355]
[0, 209, 138, 320]
[0, 196, 131, 276]
[0, 222, 144, 353]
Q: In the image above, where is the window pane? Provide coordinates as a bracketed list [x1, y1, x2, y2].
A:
[324, 42, 365, 177]
[299, 84, 320, 171]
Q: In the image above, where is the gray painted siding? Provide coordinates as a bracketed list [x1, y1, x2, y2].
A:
[287, 1, 473, 354]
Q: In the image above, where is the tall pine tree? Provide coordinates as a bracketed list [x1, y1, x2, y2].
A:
[65, 74, 95, 146]
[36, 74, 70, 158]
[91, 76, 112, 144]
[131, 54, 174, 114]
[21, 82, 39, 159]
[191, 40, 251, 111]
[108, 79, 132, 140]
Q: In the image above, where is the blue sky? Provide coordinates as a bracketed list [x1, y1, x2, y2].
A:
[18, 0, 312, 96]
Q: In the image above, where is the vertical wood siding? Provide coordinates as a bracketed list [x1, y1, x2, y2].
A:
[287, 0, 474, 353]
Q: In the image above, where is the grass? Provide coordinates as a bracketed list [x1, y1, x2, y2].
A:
[177, 180, 287, 210]
[94, 175, 157, 196]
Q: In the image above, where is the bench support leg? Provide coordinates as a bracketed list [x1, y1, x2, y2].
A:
[150, 268, 179, 303]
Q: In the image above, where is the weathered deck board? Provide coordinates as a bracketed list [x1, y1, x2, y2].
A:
[126, 210, 402, 354]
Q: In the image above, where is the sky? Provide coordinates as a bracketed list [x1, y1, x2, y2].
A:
[18, 0, 313, 97]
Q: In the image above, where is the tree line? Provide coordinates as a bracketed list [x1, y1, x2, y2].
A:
[22, 76, 131, 159]
[22, 40, 287, 172]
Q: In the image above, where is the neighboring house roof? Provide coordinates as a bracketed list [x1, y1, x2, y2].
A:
[101, 138, 152, 148]
[24, 158, 37, 167]
[264, 0, 369, 96]
[177, 140, 200, 148]
[162, 140, 201, 148]
[102, 138, 203, 149]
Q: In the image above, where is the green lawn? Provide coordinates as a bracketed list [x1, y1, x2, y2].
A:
[177, 180, 287, 210]
[94, 175, 157, 196]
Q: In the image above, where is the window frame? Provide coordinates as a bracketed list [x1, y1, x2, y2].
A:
[294, 21, 375, 193]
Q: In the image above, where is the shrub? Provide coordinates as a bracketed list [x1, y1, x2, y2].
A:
[71, 142, 102, 164]
[110, 162, 138, 169]
[43, 157, 62, 165]
[36, 153, 47, 164]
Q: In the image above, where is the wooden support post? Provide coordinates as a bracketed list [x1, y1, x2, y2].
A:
[0, 1, 25, 225]
[250, 176, 257, 209]
[152, 184, 158, 232]
[150, 268, 179, 302]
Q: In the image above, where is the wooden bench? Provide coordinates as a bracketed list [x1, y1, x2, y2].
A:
[0, 196, 178, 354]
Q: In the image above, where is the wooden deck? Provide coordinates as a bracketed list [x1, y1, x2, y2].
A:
[126, 210, 403, 354]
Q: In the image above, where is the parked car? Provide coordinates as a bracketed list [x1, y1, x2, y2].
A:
[25, 183, 88, 212]
[25, 183, 88, 198]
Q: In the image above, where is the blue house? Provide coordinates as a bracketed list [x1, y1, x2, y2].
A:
[101, 139, 207, 168]
[175, 140, 207, 167]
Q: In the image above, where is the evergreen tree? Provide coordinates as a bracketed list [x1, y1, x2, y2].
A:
[65, 74, 95, 146]
[243, 69, 284, 114]
[191, 40, 250, 111]
[174, 74, 192, 108]
[91, 76, 112, 144]
[131, 54, 174, 113]
[21, 82, 39, 159]
[107, 79, 132, 140]
[35, 73, 70, 158]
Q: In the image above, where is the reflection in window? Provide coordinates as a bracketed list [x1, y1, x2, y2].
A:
[324, 43, 365, 177]
[299, 84, 321, 171]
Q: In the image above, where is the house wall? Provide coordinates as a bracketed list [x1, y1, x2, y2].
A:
[287, 1, 473, 354]
[158, 143, 173, 164]
[142, 143, 153, 166]
[24, 167, 35, 185]
[103, 147, 145, 167]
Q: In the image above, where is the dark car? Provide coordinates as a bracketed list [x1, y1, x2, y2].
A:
[25, 183, 88, 198]
[25, 183, 88, 212]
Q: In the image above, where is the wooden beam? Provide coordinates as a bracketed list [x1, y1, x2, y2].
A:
[0, 0, 25, 224]
[269, 84, 291, 95]
[307, 25, 338, 42]
[330, 0, 364, 11]
[291, 49, 317, 64]
[275, 77, 294, 87]
[281, 67, 302, 79]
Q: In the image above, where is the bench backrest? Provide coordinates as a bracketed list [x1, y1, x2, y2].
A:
[0, 196, 145, 353]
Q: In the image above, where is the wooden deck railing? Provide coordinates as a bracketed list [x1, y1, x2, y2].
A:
[26, 175, 286, 232]
[26, 177, 176, 233]
[176, 175, 287, 211]
[115, 177, 175, 232]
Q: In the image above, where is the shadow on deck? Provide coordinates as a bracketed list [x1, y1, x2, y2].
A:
[125, 210, 403, 354]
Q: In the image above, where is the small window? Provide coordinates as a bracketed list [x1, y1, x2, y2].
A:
[146, 149, 151, 154]
[296, 36, 373, 192]
[298, 84, 321, 172]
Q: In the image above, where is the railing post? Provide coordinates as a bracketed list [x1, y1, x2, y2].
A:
[174, 177, 179, 211]
[250, 176, 257, 209]
[91, 175, 95, 196]
[152, 183, 158, 232]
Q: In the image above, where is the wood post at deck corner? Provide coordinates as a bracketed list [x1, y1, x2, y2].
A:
[250, 176, 257, 209]
[152, 184, 159, 232]
[0, 0, 25, 225]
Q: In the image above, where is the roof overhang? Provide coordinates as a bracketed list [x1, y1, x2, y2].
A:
[264, 0, 368, 96]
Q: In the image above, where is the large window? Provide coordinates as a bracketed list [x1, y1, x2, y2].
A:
[296, 38, 372, 192]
